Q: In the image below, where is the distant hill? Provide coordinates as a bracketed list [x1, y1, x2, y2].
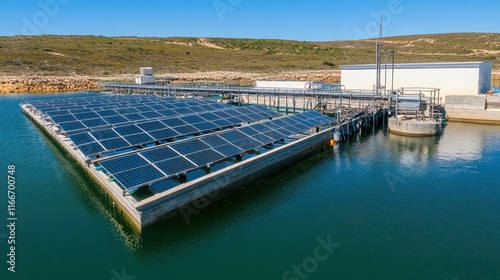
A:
[0, 33, 499, 76]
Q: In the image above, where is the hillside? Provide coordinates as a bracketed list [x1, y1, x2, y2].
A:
[1, 33, 499, 77]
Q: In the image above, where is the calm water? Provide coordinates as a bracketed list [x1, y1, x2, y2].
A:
[1, 92, 499, 280]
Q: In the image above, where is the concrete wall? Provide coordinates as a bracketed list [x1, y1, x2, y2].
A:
[445, 95, 486, 110]
[444, 95, 500, 124]
[341, 62, 492, 98]
[136, 128, 332, 227]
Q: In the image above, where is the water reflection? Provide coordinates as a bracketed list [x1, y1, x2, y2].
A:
[437, 123, 492, 161]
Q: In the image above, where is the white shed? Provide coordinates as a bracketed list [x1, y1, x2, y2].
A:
[341, 62, 492, 97]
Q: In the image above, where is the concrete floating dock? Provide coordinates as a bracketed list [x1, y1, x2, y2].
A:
[21, 99, 344, 230]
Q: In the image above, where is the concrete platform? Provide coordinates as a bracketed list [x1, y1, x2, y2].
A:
[388, 118, 442, 136]
[445, 95, 500, 124]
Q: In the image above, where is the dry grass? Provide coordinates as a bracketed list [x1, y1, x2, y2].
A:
[0, 33, 498, 77]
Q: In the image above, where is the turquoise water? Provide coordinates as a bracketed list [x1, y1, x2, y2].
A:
[1, 92, 499, 280]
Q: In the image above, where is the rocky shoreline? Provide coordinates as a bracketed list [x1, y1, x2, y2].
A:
[1, 70, 498, 93]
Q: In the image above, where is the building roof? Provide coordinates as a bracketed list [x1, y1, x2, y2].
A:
[341, 61, 492, 70]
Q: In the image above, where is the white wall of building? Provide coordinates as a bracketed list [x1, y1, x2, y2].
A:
[341, 62, 492, 98]
[255, 81, 313, 90]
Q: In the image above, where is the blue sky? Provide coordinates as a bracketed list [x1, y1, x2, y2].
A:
[2, 0, 499, 41]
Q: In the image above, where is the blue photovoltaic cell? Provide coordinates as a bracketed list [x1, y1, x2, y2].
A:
[237, 115, 254, 122]
[226, 117, 244, 124]
[262, 130, 286, 141]
[99, 138, 130, 150]
[115, 108, 139, 114]
[79, 142, 104, 155]
[212, 119, 233, 127]
[232, 138, 263, 151]
[172, 124, 199, 135]
[239, 126, 260, 137]
[214, 144, 244, 157]
[123, 133, 155, 146]
[46, 110, 70, 116]
[137, 121, 167, 131]
[113, 165, 164, 190]
[141, 146, 179, 162]
[155, 157, 196, 176]
[172, 108, 194, 115]
[51, 115, 77, 123]
[219, 130, 247, 142]
[95, 109, 118, 117]
[252, 134, 275, 145]
[113, 125, 144, 136]
[147, 128, 179, 140]
[141, 111, 163, 119]
[73, 112, 100, 120]
[69, 133, 95, 145]
[200, 135, 228, 147]
[149, 105, 166, 110]
[180, 115, 206, 124]
[59, 121, 86, 132]
[103, 115, 129, 125]
[81, 118, 109, 128]
[192, 122, 218, 132]
[186, 149, 225, 166]
[198, 112, 218, 120]
[249, 123, 273, 133]
[161, 118, 186, 127]
[157, 110, 176, 117]
[90, 129, 120, 140]
[170, 139, 210, 155]
[123, 113, 147, 121]
[100, 154, 149, 174]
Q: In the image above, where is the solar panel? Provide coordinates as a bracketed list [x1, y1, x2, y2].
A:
[239, 126, 260, 137]
[192, 122, 219, 132]
[103, 116, 129, 125]
[51, 115, 77, 123]
[113, 165, 164, 190]
[213, 144, 244, 157]
[170, 139, 210, 155]
[155, 157, 196, 176]
[113, 125, 144, 136]
[99, 154, 149, 174]
[123, 113, 147, 121]
[186, 149, 225, 166]
[123, 133, 155, 146]
[81, 118, 109, 128]
[252, 134, 275, 145]
[219, 130, 247, 142]
[141, 111, 164, 119]
[141, 146, 179, 162]
[161, 118, 186, 127]
[73, 112, 100, 120]
[147, 128, 179, 140]
[137, 121, 167, 131]
[69, 133, 95, 146]
[95, 109, 118, 117]
[200, 135, 228, 147]
[232, 138, 262, 151]
[172, 124, 199, 135]
[100, 138, 130, 150]
[59, 121, 86, 132]
[180, 115, 206, 124]
[90, 129, 120, 140]
[79, 142, 105, 155]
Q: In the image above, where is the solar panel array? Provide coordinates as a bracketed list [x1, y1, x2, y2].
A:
[28, 95, 280, 157]
[68, 105, 280, 156]
[99, 110, 334, 192]
[30, 95, 230, 135]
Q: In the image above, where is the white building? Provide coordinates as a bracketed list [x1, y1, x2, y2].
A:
[135, 67, 156, 85]
[341, 62, 492, 97]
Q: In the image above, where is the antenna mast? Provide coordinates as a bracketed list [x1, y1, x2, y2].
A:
[376, 17, 383, 96]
